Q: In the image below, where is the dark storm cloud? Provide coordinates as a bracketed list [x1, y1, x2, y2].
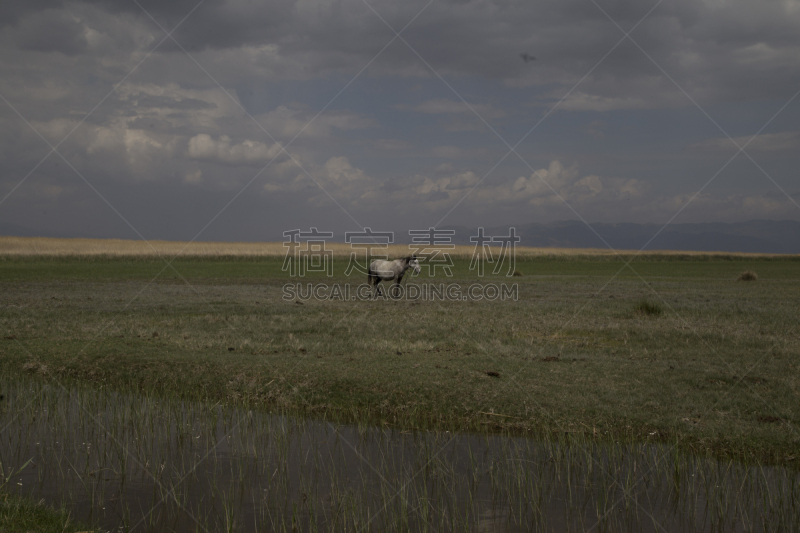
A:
[6, 0, 799, 102]
[14, 9, 88, 56]
[1, 0, 799, 240]
[0, 0, 222, 29]
[160, 0, 799, 105]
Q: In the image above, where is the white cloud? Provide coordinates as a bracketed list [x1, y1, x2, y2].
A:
[576, 174, 603, 194]
[324, 156, 371, 187]
[509, 161, 580, 199]
[471, 161, 646, 210]
[124, 129, 173, 168]
[277, 156, 644, 219]
[115, 83, 238, 130]
[83, 121, 176, 176]
[187, 134, 282, 166]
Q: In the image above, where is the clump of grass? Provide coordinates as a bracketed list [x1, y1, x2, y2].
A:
[0, 492, 90, 533]
[634, 300, 662, 316]
[512, 270, 522, 276]
[737, 270, 758, 281]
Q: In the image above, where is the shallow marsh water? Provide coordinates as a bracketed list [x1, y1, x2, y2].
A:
[1, 377, 798, 532]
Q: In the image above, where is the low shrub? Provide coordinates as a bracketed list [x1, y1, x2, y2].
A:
[737, 270, 758, 281]
[634, 300, 663, 316]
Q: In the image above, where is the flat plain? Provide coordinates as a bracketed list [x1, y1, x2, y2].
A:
[1, 237, 799, 465]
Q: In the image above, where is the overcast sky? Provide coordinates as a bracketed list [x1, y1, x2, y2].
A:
[1, 0, 799, 242]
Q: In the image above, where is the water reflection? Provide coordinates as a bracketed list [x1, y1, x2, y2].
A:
[1, 377, 797, 532]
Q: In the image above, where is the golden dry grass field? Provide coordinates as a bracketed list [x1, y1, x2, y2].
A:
[1, 235, 787, 258]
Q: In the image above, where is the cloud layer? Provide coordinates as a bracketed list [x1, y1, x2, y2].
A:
[0, 0, 799, 240]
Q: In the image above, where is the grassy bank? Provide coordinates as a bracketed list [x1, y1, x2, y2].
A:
[1, 251, 799, 465]
[0, 492, 92, 533]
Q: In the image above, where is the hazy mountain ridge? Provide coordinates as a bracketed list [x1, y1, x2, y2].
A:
[439, 220, 800, 254]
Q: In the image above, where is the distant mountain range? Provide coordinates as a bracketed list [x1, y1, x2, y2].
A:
[434, 220, 800, 254]
[0, 221, 76, 240]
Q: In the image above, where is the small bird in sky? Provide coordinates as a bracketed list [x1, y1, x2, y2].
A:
[520, 53, 536, 63]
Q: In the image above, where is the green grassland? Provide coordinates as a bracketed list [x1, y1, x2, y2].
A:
[1, 254, 799, 465]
